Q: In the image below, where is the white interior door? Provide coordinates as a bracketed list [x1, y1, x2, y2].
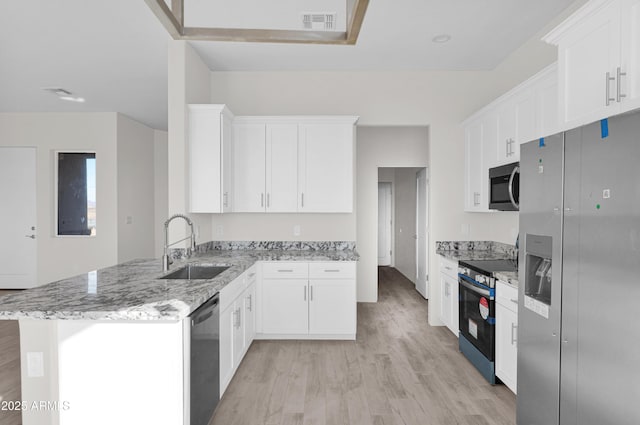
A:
[415, 168, 428, 299]
[0, 147, 37, 288]
[377, 182, 392, 266]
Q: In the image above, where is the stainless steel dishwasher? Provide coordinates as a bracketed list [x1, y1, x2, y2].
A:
[190, 293, 220, 425]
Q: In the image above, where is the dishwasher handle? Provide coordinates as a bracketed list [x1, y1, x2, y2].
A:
[190, 294, 220, 325]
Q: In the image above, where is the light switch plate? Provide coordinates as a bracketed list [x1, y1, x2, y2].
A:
[293, 225, 301, 236]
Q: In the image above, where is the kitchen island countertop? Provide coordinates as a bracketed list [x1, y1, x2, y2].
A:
[0, 249, 358, 321]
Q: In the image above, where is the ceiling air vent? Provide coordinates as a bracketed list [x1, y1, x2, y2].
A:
[302, 13, 337, 31]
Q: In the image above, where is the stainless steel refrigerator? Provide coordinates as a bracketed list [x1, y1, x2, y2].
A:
[517, 111, 640, 425]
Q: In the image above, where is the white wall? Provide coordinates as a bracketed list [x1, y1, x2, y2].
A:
[167, 41, 213, 246]
[394, 167, 421, 283]
[116, 114, 157, 263]
[154, 130, 169, 257]
[0, 113, 119, 284]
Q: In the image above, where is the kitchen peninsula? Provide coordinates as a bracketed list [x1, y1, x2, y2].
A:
[0, 241, 358, 425]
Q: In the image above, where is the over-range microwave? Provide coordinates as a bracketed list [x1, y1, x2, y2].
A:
[489, 162, 519, 211]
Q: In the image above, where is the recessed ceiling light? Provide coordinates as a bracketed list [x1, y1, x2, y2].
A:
[432, 34, 452, 43]
[59, 96, 85, 103]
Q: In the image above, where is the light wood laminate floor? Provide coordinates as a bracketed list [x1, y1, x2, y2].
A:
[211, 267, 516, 425]
[0, 290, 22, 425]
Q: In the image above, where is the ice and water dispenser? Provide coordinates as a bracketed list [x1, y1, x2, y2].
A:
[524, 234, 553, 317]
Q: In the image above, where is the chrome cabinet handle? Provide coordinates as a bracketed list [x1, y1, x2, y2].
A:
[266, 193, 270, 208]
[223, 192, 228, 208]
[25, 235, 36, 239]
[617, 66, 627, 102]
[506, 139, 509, 157]
[511, 323, 518, 345]
[510, 298, 518, 304]
[473, 192, 480, 206]
[304, 286, 307, 301]
[261, 193, 264, 208]
[247, 294, 252, 312]
[301, 193, 304, 208]
[445, 282, 450, 297]
[324, 269, 340, 273]
[233, 309, 240, 329]
[310, 285, 313, 301]
[277, 269, 293, 273]
[606, 71, 616, 106]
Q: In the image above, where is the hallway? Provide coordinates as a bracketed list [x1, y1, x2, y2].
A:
[211, 267, 516, 425]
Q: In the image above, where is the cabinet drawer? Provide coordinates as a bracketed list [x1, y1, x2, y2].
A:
[262, 262, 308, 279]
[308, 262, 356, 279]
[496, 281, 519, 312]
[439, 256, 458, 279]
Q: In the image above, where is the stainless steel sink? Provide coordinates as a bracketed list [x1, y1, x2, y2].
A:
[160, 264, 230, 280]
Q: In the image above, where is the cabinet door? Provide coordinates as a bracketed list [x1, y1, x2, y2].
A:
[298, 123, 353, 212]
[232, 301, 245, 370]
[449, 274, 459, 336]
[261, 279, 309, 334]
[243, 282, 256, 350]
[557, 0, 621, 128]
[221, 111, 234, 212]
[514, 88, 536, 157]
[219, 304, 234, 395]
[496, 98, 517, 164]
[233, 123, 266, 212]
[464, 118, 485, 211]
[266, 124, 298, 212]
[535, 66, 559, 138]
[189, 106, 223, 213]
[439, 273, 452, 330]
[620, 0, 640, 112]
[308, 279, 356, 335]
[496, 303, 518, 394]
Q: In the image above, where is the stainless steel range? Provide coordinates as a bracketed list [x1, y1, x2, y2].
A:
[458, 259, 517, 384]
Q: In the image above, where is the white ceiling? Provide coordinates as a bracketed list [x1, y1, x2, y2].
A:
[1, 1, 578, 130]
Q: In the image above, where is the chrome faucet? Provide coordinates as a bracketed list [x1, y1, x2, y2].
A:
[162, 214, 197, 272]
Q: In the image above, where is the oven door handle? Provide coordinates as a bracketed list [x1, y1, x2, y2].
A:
[459, 278, 492, 297]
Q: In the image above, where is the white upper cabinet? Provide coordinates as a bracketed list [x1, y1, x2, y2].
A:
[265, 123, 299, 213]
[233, 122, 266, 213]
[544, 0, 640, 129]
[298, 121, 355, 213]
[464, 117, 488, 212]
[188, 104, 234, 213]
[463, 63, 558, 212]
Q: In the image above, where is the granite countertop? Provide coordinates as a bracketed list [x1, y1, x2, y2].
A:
[436, 249, 514, 262]
[0, 249, 359, 321]
[495, 271, 519, 287]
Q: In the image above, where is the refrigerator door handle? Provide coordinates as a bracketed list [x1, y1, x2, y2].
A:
[508, 166, 519, 209]
[459, 278, 491, 297]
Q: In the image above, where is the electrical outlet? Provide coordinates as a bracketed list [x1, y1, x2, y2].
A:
[461, 223, 470, 237]
[125, 216, 133, 225]
[215, 224, 224, 237]
[293, 225, 301, 236]
[27, 352, 44, 377]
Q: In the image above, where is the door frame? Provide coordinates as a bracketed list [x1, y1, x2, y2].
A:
[415, 167, 429, 299]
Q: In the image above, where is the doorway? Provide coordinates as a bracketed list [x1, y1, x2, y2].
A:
[378, 167, 428, 299]
[0, 147, 37, 288]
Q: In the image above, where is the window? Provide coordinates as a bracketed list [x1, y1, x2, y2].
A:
[56, 152, 96, 236]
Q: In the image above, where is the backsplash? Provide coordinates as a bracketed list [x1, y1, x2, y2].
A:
[436, 240, 517, 258]
[170, 241, 356, 259]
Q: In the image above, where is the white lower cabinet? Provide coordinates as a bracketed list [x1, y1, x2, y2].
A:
[260, 261, 357, 338]
[438, 256, 459, 336]
[261, 278, 309, 334]
[496, 280, 518, 394]
[219, 266, 257, 396]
